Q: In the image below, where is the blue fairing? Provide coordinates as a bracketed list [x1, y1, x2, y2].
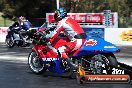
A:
[74, 37, 120, 57]
[43, 59, 65, 74]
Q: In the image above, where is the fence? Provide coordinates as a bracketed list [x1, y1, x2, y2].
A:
[0, 27, 132, 46]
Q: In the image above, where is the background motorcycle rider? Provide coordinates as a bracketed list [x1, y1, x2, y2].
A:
[6, 16, 33, 47]
[17, 16, 33, 43]
[8, 16, 32, 36]
[18, 16, 33, 31]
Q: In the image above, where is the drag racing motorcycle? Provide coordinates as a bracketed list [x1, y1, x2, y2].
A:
[5, 21, 34, 48]
[27, 24, 120, 80]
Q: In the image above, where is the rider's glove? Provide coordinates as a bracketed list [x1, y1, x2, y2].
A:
[45, 26, 56, 34]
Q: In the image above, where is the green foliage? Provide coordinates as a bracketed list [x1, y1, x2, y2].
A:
[0, 0, 131, 27]
[62, 0, 132, 27]
[1, 0, 56, 26]
[0, 0, 4, 11]
[2, 0, 56, 18]
[0, 16, 13, 27]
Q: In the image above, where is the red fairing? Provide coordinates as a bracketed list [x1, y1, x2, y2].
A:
[34, 44, 58, 58]
[65, 17, 84, 34]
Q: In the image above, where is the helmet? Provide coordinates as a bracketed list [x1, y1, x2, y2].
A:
[54, 8, 67, 21]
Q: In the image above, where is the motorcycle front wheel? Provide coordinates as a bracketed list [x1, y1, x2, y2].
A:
[5, 35, 15, 48]
[28, 51, 47, 74]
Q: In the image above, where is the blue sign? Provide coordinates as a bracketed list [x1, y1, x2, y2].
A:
[83, 28, 104, 39]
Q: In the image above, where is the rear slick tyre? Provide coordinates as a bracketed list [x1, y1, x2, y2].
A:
[90, 53, 118, 74]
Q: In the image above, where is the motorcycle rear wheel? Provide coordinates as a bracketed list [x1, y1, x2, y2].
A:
[81, 53, 118, 74]
[28, 51, 47, 74]
[91, 53, 118, 74]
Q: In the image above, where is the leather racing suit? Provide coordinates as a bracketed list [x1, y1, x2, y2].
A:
[48, 17, 87, 60]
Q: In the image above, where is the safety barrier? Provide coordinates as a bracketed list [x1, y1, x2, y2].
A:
[105, 28, 132, 46]
[0, 27, 132, 46]
[0, 27, 8, 42]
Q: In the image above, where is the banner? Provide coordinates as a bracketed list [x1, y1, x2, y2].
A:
[83, 28, 104, 39]
[46, 12, 118, 28]
[105, 28, 132, 45]
[0, 27, 8, 42]
[47, 13, 103, 23]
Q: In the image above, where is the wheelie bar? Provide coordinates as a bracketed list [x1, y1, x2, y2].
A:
[117, 62, 132, 80]
[76, 62, 132, 84]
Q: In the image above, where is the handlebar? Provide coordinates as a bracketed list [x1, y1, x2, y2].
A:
[23, 26, 56, 45]
[25, 29, 48, 45]
[11, 27, 21, 33]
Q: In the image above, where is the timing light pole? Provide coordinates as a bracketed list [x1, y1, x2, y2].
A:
[56, 0, 59, 9]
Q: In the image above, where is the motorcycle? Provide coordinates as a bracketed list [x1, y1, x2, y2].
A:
[27, 24, 120, 78]
[5, 21, 34, 48]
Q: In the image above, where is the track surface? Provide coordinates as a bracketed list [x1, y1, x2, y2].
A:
[0, 43, 132, 88]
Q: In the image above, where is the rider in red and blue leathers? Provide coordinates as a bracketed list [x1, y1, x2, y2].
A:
[48, 8, 87, 69]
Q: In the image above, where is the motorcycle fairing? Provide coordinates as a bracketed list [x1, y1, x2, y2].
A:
[42, 58, 66, 74]
[32, 46, 65, 74]
[74, 37, 120, 57]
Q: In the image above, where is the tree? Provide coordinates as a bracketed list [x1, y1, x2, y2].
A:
[0, 0, 131, 27]
[107, 0, 130, 27]
[2, 0, 56, 18]
[0, 0, 4, 11]
[2, 0, 56, 26]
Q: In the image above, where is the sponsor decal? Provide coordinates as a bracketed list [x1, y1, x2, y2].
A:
[85, 75, 130, 83]
[46, 12, 118, 28]
[104, 46, 116, 48]
[120, 30, 132, 41]
[47, 13, 103, 23]
[83, 28, 104, 39]
[83, 66, 130, 83]
[112, 68, 124, 75]
[85, 39, 97, 46]
[42, 58, 59, 61]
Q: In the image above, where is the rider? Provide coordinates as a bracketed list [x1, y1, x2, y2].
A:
[47, 8, 87, 69]
[9, 16, 32, 31]
[18, 16, 32, 30]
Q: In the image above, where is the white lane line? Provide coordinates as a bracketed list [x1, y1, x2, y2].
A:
[0, 56, 28, 63]
[0, 55, 132, 66]
[117, 57, 132, 66]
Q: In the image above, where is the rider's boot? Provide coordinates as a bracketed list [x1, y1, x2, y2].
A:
[58, 51, 78, 70]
